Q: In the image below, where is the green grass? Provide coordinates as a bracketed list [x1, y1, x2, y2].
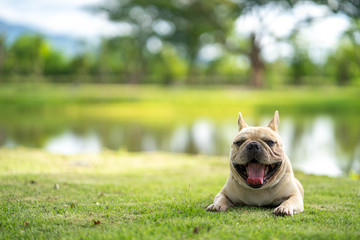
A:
[1, 83, 360, 125]
[1, 148, 359, 239]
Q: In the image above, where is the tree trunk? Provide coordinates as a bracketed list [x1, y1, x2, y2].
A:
[249, 34, 265, 88]
[0, 37, 4, 82]
[338, 61, 349, 86]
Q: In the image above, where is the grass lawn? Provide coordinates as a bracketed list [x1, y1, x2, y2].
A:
[0, 148, 359, 239]
[1, 84, 360, 124]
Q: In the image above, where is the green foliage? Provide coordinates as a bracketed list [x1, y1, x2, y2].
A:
[1, 35, 72, 81]
[289, 43, 321, 85]
[0, 1, 360, 85]
[44, 51, 71, 76]
[2, 35, 46, 75]
[97, 0, 241, 83]
[205, 53, 250, 84]
[95, 0, 360, 86]
[144, 44, 188, 85]
[0, 148, 359, 239]
[100, 0, 239, 57]
[69, 53, 95, 76]
[95, 38, 124, 76]
[325, 39, 360, 86]
[323, 0, 360, 18]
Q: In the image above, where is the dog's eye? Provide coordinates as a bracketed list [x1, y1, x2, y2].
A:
[265, 140, 276, 147]
[234, 140, 245, 146]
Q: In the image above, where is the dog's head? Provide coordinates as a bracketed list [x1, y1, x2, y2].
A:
[230, 111, 286, 189]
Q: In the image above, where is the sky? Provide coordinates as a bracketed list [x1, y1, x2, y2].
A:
[0, 0, 122, 39]
[0, 0, 351, 62]
[235, 2, 350, 62]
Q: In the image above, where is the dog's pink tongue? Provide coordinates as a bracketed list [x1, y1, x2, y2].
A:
[247, 163, 265, 186]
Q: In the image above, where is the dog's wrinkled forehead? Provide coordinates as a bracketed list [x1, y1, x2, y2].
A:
[236, 127, 281, 142]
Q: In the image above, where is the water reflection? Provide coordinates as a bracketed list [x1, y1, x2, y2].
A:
[170, 125, 189, 153]
[192, 120, 216, 155]
[290, 117, 341, 176]
[45, 131, 101, 155]
[1, 115, 359, 176]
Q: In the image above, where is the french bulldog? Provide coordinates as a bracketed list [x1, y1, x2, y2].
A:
[207, 111, 304, 216]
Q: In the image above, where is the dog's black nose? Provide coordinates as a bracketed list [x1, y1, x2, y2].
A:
[247, 141, 261, 152]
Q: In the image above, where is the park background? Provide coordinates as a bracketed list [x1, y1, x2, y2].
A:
[0, 0, 360, 239]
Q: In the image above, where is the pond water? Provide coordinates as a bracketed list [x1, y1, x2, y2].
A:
[1, 115, 359, 176]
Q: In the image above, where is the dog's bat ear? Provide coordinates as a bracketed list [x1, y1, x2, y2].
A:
[238, 112, 248, 131]
[268, 110, 279, 132]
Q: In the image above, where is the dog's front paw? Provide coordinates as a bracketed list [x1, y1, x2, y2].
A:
[206, 203, 228, 212]
[273, 205, 294, 216]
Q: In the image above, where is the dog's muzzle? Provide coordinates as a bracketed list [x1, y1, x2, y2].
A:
[233, 160, 281, 188]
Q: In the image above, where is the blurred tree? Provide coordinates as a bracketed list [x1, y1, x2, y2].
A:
[289, 41, 320, 85]
[265, 59, 290, 87]
[95, 38, 124, 82]
[0, 34, 5, 81]
[146, 43, 188, 85]
[69, 53, 95, 79]
[3, 35, 48, 76]
[325, 39, 360, 85]
[205, 53, 249, 84]
[98, 0, 360, 87]
[233, 0, 360, 87]
[325, 0, 360, 17]
[1, 34, 74, 81]
[43, 50, 71, 76]
[98, 0, 240, 84]
[113, 36, 147, 83]
[320, 12, 360, 86]
[320, 0, 360, 86]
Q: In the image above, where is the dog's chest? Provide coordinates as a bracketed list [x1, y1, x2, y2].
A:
[228, 175, 286, 207]
[231, 184, 284, 207]
[240, 190, 277, 206]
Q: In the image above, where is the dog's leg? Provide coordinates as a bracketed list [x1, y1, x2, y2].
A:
[273, 192, 304, 216]
[206, 193, 234, 212]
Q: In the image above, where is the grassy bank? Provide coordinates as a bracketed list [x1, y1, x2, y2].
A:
[1, 83, 360, 125]
[0, 148, 359, 239]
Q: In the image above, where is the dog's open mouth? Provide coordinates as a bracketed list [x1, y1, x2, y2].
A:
[233, 160, 281, 188]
